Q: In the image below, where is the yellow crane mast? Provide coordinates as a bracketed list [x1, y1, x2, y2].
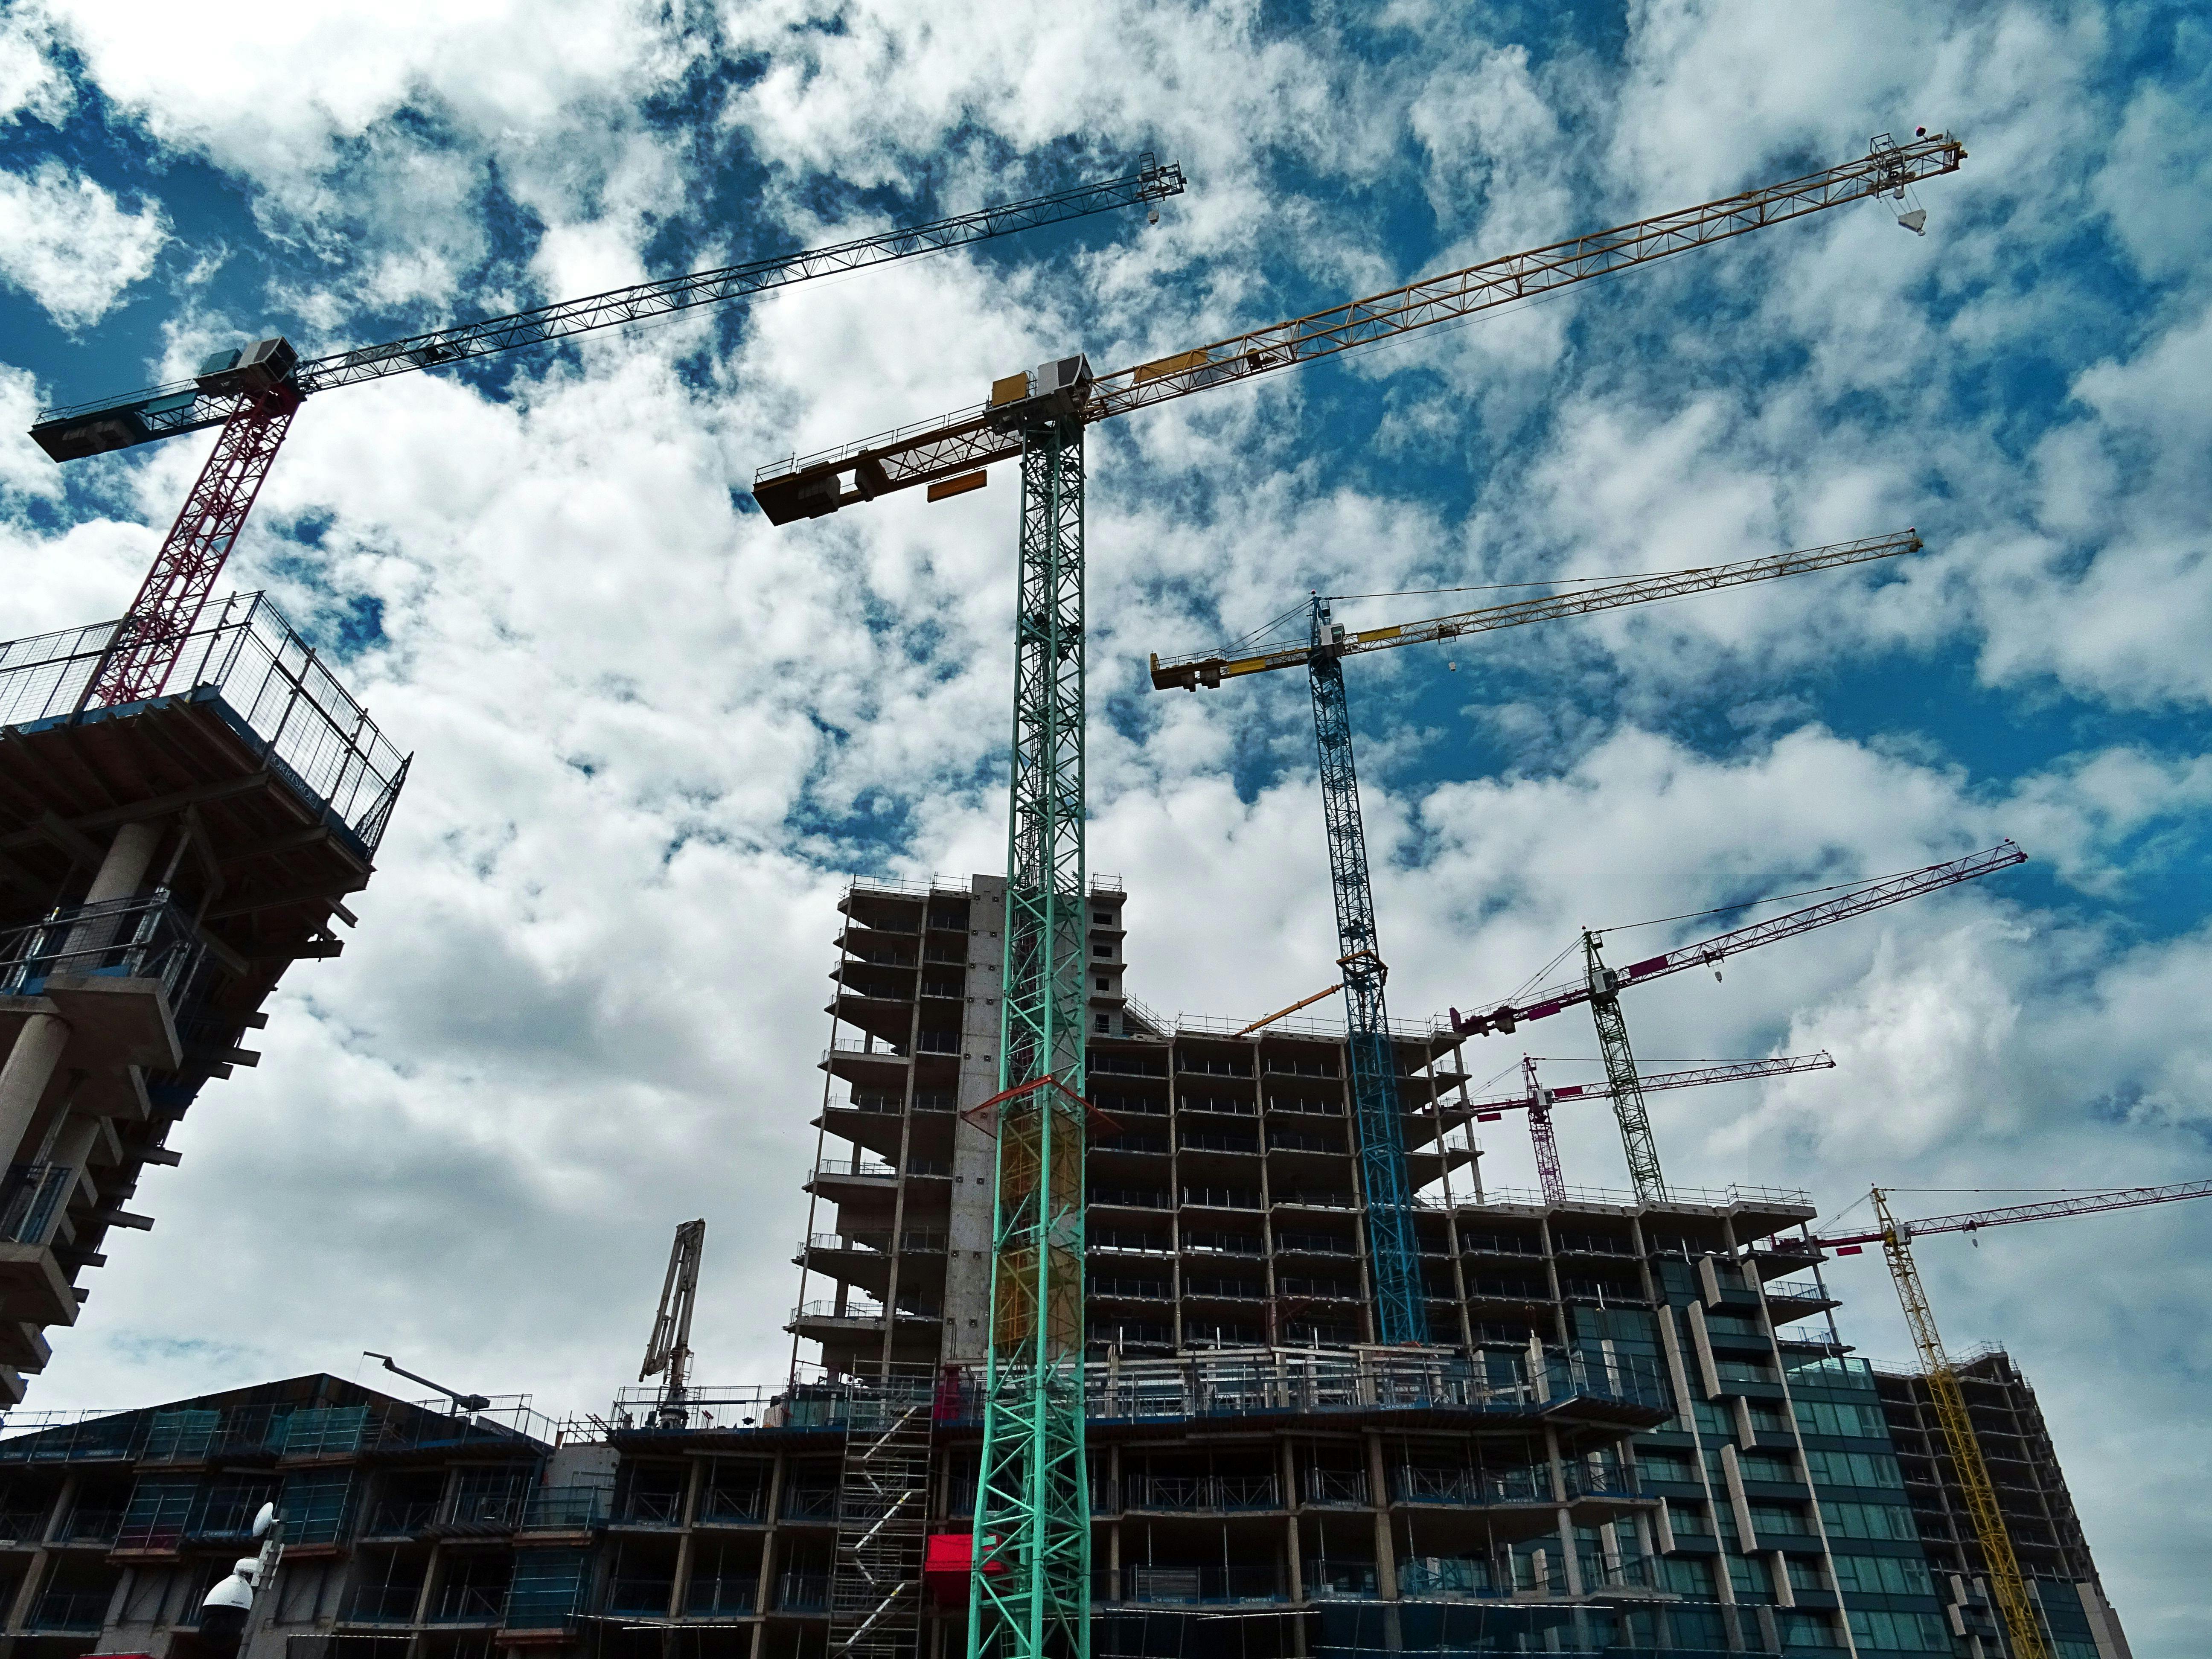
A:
[1816, 1179, 2212, 1659]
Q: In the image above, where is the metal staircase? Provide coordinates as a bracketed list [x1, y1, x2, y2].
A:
[830, 1374, 935, 1659]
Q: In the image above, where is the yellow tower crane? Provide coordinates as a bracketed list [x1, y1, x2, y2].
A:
[1813, 1180, 2212, 1659]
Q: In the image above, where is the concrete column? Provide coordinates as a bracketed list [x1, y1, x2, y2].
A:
[1107, 1444, 1123, 1600]
[410, 1543, 442, 1625]
[5, 1547, 44, 1631]
[59, 821, 168, 965]
[84, 824, 163, 907]
[45, 1116, 98, 1186]
[751, 1452, 785, 1640]
[1363, 1431, 1396, 1598]
[1543, 1423, 1585, 1598]
[668, 1455, 702, 1618]
[0, 1016, 71, 1168]
[39, 1476, 76, 1546]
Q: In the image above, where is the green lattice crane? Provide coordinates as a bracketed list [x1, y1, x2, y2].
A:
[755, 132, 1967, 1659]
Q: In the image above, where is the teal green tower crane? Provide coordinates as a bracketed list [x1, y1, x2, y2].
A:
[754, 135, 1967, 1659]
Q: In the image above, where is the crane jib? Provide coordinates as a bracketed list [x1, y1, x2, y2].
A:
[751, 133, 1964, 525]
[29, 159, 1187, 464]
[1148, 530, 1922, 690]
[1454, 841, 2026, 1036]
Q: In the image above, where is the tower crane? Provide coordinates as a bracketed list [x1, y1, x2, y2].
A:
[1455, 841, 2026, 1200]
[27, 160, 1186, 708]
[751, 130, 1967, 1659]
[640, 1218, 707, 1429]
[1150, 533, 1922, 1341]
[1456, 1051, 1834, 1205]
[1810, 1181, 2212, 1659]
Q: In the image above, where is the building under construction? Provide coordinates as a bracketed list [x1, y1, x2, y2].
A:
[1871, 1352, 2129, 1659]
[0, 599, 405, 1403]
[0, 117, 2148, 1659]
[760, 875, 2136, 1659]
[0, 877, 2135, 1659]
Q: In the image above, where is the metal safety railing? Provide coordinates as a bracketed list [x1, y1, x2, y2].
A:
[602, 1347, 1669, 1440]
[1104, 1564, 1289, 1605]
[0, 893, 216, 1007]
[0, 1164, 76, 1249]
[1121, 1473, 1281, 1512]
[0, 592, 408, 856]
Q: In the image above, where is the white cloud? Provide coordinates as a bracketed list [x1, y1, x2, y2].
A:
[2095, 68, 2212, 284]
[0, 8, 72, 126]
[0, 365, 64, 504]
[0, 160, 167, 328]
[7, 2, 2212, 1647]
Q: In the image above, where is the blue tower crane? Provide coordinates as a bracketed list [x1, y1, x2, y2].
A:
[1151, 533, 1927, 1286]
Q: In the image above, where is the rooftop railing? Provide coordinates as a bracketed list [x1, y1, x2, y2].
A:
[1472, 1182, 1812, 1211]
[0, 592, 408, 858]
[617, 1348, 1670, 1440]
[0, 1394, 551, 1464]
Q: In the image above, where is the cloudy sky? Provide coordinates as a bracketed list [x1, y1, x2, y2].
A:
[2, 0, 2208, 1645]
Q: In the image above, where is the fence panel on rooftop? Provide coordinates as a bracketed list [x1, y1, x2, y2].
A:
[0, 593, 407, 856]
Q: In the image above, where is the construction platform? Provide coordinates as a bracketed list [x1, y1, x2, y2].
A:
[0, 594, 406, 1397]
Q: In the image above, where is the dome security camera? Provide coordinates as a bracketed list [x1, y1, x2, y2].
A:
[199, 1558, 259, 1645]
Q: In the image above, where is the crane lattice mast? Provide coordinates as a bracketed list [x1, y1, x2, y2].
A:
[756, 132, 1967, 1659]
[1306, 593, 1426, 1341]
[1157, 534, 1919, 1272]
[30, 160, 1187, 707]
[1813, 1180, 2212, 1659]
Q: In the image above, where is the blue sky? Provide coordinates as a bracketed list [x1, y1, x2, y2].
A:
[2, 2, 2209, 1649]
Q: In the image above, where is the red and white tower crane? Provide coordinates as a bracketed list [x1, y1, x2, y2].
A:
[26, 161, 1185, 708]
[1454, 841, 2028, 1200]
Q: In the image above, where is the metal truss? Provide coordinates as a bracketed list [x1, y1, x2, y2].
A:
[1872, 1190, 2050, 1659]
[1582, 934, 1666, 1203]
[84, 383, 301, 707]
[36, 159, 1189, 447]
[753, 134, 1968, 519]
[1458, 838, 2025, 1036]
[970, 421, 1089, 1659]
[1307, 601, 1427, 1346]
[1153, 530, 1922, 687]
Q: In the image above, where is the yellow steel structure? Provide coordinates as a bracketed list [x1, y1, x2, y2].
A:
[1869, 1186, 2049, 1659]
[1229, 981, 1342, 1037]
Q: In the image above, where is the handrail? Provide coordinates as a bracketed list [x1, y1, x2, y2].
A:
[0, 593, 407, 855]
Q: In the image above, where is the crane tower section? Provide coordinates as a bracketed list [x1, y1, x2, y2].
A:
[970, 380, 1094, 1659]
[1307, 597, 1426, 1345]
